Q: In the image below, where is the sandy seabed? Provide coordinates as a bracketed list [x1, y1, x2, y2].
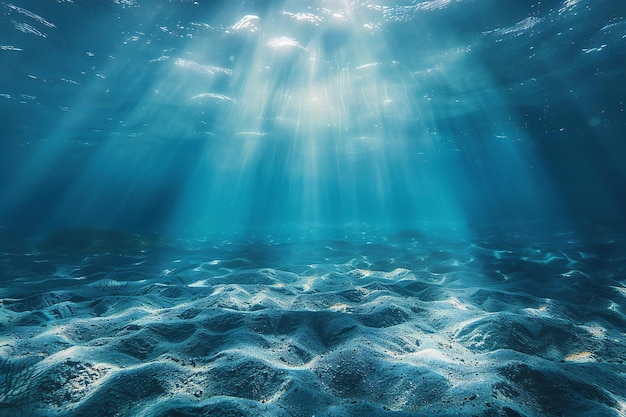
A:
[1, 227, 625, 417]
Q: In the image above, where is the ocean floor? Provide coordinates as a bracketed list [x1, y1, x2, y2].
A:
[1, 226, 625, 417]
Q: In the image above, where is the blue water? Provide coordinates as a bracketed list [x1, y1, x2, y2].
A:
[1, 0, 624, 239]
[1, 1, 626, 416]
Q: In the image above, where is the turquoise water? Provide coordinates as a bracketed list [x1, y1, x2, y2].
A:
[1, 1, 626, 416]
[1, 0, 624, 239]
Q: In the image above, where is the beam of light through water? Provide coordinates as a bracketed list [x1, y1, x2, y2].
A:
[1, 0, 624, 238]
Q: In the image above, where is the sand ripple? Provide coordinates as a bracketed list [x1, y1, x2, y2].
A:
[1, 229, 625, 416]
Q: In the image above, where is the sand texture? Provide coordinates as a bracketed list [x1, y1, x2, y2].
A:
[1, 227, 625, 416]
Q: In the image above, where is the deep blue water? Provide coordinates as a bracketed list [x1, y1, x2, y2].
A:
[1, 0, 625, 240]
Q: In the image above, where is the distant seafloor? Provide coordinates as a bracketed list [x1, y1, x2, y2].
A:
[1, 225, 625, 417]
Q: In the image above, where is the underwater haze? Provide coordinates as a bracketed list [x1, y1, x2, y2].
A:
[1, 1, 626, 416]
[0, 0, 624, 236]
